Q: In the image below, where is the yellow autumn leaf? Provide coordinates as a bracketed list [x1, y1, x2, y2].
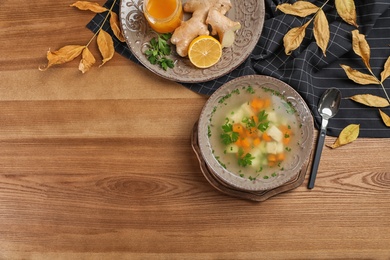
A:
[70, 1, 108, 13]
[335, 0, 358, 27]
[313, 9, 329, 56]
[79, 47, 96, 73]
[40, 45, 85, 71]
[327, 124, 360, 149]
[351, 30, 371, 72]
[276, 1, 319, 18]
[340, 64, 380, 85]
[97, 30, 115, 67]
[379, 109, 390, 127]
[283, 21, 310, 55]
[109, 11, 125, 42]
[380, 56, 390, 83]
[349, 94, 390, 108]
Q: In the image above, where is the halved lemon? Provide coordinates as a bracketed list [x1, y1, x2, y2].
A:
[188, 35, 222, 69]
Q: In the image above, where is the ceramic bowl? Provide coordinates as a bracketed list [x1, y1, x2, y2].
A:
[197, 75, 314, 191]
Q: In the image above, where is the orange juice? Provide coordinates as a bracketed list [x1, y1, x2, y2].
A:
[143, 0, 183, 33]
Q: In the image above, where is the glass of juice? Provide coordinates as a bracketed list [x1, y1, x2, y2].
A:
[143, 0, 183, 33]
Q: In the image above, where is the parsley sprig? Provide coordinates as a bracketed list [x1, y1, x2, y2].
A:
[220, 118, 239, 145]
[242, 110, 270, 132]
[145, 33, 174, 71]
[238, 148, 255, 167]
[257, 110, 270, 132]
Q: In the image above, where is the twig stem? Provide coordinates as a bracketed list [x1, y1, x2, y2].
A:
[86, 0, 117, 48]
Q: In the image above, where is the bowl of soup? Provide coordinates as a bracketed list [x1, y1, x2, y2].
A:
[197, 75, 314, 191]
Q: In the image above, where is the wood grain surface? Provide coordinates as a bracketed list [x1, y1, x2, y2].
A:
[1, 1, 390, 259]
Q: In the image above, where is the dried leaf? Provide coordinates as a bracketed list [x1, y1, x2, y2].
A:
[276, 1, 319, 18]
[335, 0, 358, 27]
[327, 124, 360, 149]
[97, 30, 115, 67]
[70, 1, 108, 13]
[313, 9, 329, 56]
[340, 64, 380, 85]
[109, 11, 125, 42]
[40, 45, 85, 71]
[283, 21, 310, 55]
[379, 109, 390, 127]
[349, 94, 390, 108]
[380, 56, 390, 83]
[351, 30, 371, 72]
[79, 47, 96, 73]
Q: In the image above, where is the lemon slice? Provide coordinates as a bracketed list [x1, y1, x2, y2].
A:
[188, 35, 222, 69]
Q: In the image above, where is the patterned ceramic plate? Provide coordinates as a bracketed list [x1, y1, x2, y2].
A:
[119, 0, 265, 83]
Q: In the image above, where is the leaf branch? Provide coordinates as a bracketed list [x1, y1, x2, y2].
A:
[85, 0, 117, 48]
[277, 0, 357, 56]
[340, 30, 390, 103]
[40, 0, 124, 73]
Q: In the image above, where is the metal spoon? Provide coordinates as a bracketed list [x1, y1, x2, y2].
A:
[308, 88, 341, 189]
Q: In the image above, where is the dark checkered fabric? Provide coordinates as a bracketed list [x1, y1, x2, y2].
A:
[87, 0, 390, 137]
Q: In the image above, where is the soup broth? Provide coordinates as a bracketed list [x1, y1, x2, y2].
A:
[208, 85, 301, 181]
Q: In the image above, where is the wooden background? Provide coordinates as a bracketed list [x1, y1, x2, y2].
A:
[1, 0, 390, 259]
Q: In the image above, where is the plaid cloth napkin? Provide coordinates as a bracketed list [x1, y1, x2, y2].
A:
[87, 0, 390, 138]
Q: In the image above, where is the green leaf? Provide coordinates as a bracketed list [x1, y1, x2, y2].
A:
[238, 153, 255, 167]
[258, 121, 270, 132]
[144, 33, 174, 70]
[242, 116, 256, 128]
[258, 110, 268, 122]
[222, 120, 233, 132]
[256, 110, 270, 132]
[147, 56, 157, 65]
[160, 33, 172, 41]
[220, 133, 232, 145]
[231, 132, 239, 142]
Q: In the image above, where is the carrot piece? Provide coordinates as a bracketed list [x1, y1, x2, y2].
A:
[253, 137, 261, 146]
[279, 125, 292, 145]
[268, 161, 277, 167]
[252, 115, 259, 124]
[250, 99, 257, 110]
[276, 152, 285, 161]
[233, 123, 245, 136]
[262, 132, 272, 142]
[267, 154, 277, 162]
[279, 125, 292, 136]
[282, 137, 291, 145]
[263, 98, 271, 108]
[250, 98, 264, 112]
[267, 154, 277, 167]
[241, 138, 251, 148]
[246, 127, 258, 138]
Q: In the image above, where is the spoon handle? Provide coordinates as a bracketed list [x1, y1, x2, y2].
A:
[308, 125, 327, 189]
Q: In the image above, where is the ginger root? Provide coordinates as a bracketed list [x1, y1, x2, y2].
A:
[206, 6, 241, 48]
[170, 10, 209, 57]
[171, 0, 240, 57]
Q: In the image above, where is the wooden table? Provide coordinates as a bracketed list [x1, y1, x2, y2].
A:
[1, 1, 390, 259]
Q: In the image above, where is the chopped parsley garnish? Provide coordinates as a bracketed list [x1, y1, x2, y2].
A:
[145, 33, 174, 71]
[246, 85, 255, 94]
